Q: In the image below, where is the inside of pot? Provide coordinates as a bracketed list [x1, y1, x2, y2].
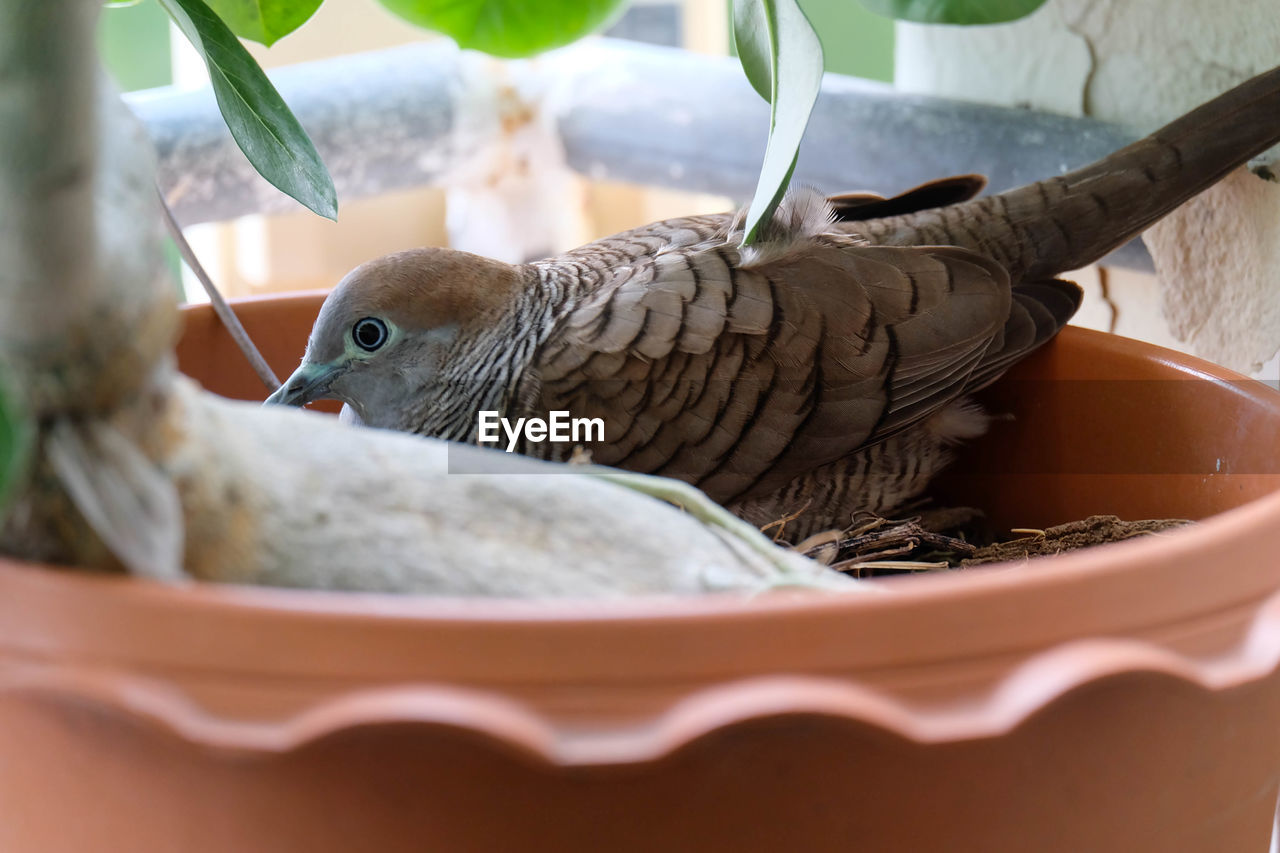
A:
[177, 294, 1280, 559]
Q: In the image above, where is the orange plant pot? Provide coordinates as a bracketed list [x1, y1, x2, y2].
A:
[0, 291, 1277, 852]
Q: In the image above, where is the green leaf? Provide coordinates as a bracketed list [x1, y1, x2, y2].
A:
[732, 0, 772, 102]
[735, 0, 823, 246]
[859, 0, 1050, 25]
[159, 0, 338, 219]
[376, 0, 628, 58]
[203, 0, 323, 46]
[0, 375, 31, 514]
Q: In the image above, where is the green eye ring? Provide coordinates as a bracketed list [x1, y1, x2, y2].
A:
[352, 317, 389, 352]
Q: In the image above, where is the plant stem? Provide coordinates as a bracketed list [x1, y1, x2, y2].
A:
[582, 467, 804, 578]
[0, 0, 98, 353]
[157, 188, 280, 390]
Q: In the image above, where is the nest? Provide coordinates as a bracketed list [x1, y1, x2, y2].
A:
[782, 510, 1191, 578]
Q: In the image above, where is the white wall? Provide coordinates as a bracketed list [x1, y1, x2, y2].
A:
[895, 0, 1280, 380]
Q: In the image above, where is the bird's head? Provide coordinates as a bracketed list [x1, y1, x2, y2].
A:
[265, 247, 526, 428]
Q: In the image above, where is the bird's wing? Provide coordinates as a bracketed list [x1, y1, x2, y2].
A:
[964, 277, 1082, 392]
[828, 174, 988, 222]
[733, 243, 1018, 501]
[535, 237, 1064, 504]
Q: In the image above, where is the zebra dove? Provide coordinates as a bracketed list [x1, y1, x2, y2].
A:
[267, 65, 1280, 541]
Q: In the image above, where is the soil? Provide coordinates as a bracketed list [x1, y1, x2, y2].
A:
[790, 510, 1191, 578]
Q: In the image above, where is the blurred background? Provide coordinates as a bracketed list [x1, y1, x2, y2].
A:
[103, 0, 892, 299]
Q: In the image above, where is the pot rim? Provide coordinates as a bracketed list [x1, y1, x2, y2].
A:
[4, 478, 1278, 618]
[1, 481, 1277, 680]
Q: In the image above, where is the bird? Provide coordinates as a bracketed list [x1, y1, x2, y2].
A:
[267, 65, 1280, 542]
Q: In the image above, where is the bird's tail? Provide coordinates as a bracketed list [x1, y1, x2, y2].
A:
[1006, 64, 1280, 280]
[877, 65, 1280, 281]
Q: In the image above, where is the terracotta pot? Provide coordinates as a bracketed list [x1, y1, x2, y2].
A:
[0, 292, 1277, 852]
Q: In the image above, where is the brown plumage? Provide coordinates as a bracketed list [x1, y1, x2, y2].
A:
[268, 65, 1280, 540]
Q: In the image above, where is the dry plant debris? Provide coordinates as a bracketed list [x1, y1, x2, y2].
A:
[783, 511, 1191, 578]
[960, 515, 1191, 567]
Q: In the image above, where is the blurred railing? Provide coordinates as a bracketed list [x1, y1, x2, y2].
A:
[125, 37, 1152, 270]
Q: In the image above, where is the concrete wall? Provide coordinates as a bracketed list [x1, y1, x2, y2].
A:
[895, 0, 1280, 380]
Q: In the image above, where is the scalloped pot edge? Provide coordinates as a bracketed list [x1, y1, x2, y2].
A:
[3, 584, 1280, 767]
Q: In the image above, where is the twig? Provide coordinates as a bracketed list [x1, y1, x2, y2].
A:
[157, 187, 280, 391]
[759, 498, 812, 541]
[834, 559, 949, 572]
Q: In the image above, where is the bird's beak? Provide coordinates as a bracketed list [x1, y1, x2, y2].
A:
[264, 361, 345, 407]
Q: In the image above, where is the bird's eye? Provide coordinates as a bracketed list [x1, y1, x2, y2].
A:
[352, 317, 389, 352]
